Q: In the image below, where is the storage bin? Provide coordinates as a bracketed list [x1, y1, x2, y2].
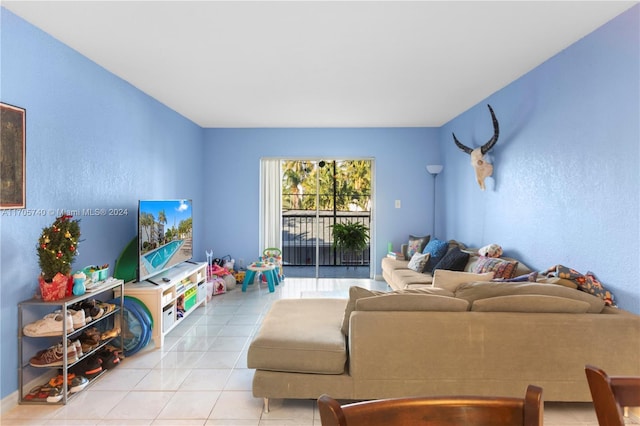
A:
[197, 282, 206, 303]
[163, 303, 175, 332]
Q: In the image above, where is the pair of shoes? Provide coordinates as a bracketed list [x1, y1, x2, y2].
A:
[97, 347, 121, 370]
[100, 327, 120, 341]
[23, 312, 74, 337]
[46, 373, 89, 402]
[69, 354, 103, 380]
[79, 327, 101, 353]
[24, 383, 52, 401]
[97, 301, 116, 316]
[69, 299, 104, 323]
[48, 309, 86, 329]
[29, 342, 78, 367]
[82, 299, 104, 321]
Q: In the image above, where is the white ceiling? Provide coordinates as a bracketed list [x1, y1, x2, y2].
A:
[3, 1, 637, 127]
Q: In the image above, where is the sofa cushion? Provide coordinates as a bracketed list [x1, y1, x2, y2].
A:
[455, 282, 606, 313]
[248, 298, 348, 374]
[422, 239, 450, 273]
[381, 257, 410, 273]
[432, 269, 495, 292]
[433, 247, 470, 272]
[471, 294, 591, 313]
[342, 286, 385, 335]
[407, 252, 430, 272]
[342, 286, 456, 335]
[391, 269, 434, 288]
[356, 293, 468, 312]
[472, 256, 519, 279]
[406, 235, 430, 258]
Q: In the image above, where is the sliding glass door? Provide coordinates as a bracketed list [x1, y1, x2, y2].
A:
[280, 159, 372, 278]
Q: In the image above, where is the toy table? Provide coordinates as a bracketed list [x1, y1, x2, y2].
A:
[242, 262, 279, 293]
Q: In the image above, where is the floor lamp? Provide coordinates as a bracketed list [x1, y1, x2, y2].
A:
[426, 165, 443, 236]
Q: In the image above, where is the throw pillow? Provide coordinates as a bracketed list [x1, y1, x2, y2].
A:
[341, 286, 385, 336]
[472, 256, 519, 279]
[432, 269, 495, 292]
[407, 252, 430, 273]
[478, 243, 503, 258]
[433, 247, 470, 272]
[422, 239, 449, 273]
[580, 271, 616, 307]
[405, 235, 430, 259]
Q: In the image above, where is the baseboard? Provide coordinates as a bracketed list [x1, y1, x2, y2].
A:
[1, 390, 18, 416]
[1, 371, 51, 415]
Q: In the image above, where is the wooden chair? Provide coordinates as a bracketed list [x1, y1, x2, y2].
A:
[585, 364, 640, 426]
[317, 385, 543, 426]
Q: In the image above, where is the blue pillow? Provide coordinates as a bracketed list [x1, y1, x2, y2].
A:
[422, 239, 449, 273]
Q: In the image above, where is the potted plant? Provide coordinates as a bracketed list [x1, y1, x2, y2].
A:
[331, 221, 370, 265]
[36, 214, 81, 300]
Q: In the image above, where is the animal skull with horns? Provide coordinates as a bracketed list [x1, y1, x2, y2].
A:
[452, 104, 499, 190]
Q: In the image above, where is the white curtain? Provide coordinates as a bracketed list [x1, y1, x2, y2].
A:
[259, 159, 282, 251]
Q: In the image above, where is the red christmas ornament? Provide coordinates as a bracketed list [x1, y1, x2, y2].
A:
[56, 251, 63, 258]
[41, 244, 47, 249]
[69, 246, 75, 252]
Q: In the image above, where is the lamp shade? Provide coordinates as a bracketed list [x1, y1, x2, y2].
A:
[426, 164, 444, 175]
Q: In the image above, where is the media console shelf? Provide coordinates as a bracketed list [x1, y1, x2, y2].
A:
[117, 261, 207, 348]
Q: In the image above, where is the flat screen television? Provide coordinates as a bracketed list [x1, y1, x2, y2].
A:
[138, 199, 193, 283]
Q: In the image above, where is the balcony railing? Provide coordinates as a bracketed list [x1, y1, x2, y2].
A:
[282, 210, 370, 267]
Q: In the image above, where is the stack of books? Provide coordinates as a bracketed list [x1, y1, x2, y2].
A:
[386, 251, 404, 260]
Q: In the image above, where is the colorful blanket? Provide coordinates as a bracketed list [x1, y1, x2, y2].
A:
[541, 265, 616, 307]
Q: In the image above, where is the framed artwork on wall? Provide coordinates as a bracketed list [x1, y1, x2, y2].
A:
[0, 102, 26, 209]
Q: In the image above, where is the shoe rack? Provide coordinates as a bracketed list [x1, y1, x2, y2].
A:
[116, 261, 207, 348]
[17, 278, 124, 405]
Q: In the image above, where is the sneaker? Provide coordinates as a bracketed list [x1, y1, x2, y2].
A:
[72, 339, 83, 358]
[69, 374, 89, 393]
[30, 343, 78, 367]
[69, 354, 102, 380]
[57, 373, 89, 393]
[46, 385, 64, 403]
[81, 300, 104, 321]
[23, 312, 74, 337]
[46, 309, 86, 329]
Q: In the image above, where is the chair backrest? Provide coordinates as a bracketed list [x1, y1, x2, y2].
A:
[585, 364, 640, 426]
[318, 385, 543, 426]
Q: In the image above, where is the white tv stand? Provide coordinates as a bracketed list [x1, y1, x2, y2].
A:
[117, 261, 207, 348]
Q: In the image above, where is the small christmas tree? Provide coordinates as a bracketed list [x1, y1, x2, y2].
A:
[37, 214, 81, 282]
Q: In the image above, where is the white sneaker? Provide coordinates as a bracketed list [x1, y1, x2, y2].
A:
[48, 309, 86, 329]
[23, 313, 74, 337]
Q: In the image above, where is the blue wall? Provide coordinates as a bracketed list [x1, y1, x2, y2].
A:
[202, 127, 441, 271]
[439, 5, 639, 313]
[0, 9, 205, 400]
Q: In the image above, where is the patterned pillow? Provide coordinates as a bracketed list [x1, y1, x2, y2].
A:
[422, 239, 450, 273]
[472, 256, 519, 279]
[406, 235, 430, 258]
[407, 252, 430, 273]
[579, 271, 616, 307]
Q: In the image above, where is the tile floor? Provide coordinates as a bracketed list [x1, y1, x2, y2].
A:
[3, 277, 638, 425]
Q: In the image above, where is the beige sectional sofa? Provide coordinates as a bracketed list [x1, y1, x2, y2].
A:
[247, 276, 640, 411]
[381, 244, 531, 290]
